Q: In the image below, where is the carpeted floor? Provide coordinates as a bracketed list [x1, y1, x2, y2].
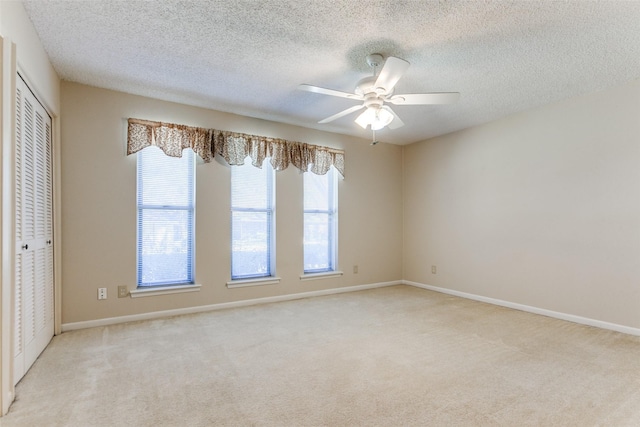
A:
[3, 285, 640, 426]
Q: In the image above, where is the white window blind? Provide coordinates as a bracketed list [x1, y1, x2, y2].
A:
[231, 158, 275, 279]
[304, 168, 337, 273]
[137, 147, 195, 287]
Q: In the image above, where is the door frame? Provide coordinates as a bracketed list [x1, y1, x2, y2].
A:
[0, 36, 61, 415]
[0, 34, 17, 416]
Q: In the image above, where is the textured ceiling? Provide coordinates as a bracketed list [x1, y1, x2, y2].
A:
[22, 0, 640, 145]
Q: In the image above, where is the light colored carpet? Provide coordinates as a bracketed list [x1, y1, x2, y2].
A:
[3, 285, 640, 426]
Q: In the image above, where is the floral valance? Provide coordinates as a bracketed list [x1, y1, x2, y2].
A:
[127, 118, 345, 176]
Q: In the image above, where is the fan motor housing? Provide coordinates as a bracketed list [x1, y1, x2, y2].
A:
[363, 93, 383, 110]
[355, 76, 392, 98]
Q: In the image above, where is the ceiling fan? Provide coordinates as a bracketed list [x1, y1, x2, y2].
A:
[299, 54, 460, 132]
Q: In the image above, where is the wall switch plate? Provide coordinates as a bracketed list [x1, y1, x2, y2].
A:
[431, 265, 437, 274]
[97, 288, 107, 300]
[353, 265, 358, 274]
[118, 286, 128, 298]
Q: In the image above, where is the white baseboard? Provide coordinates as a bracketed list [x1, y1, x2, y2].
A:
[404, 280, 640, 337]
[61, 280, 402, 332]
[62, 279, 640, 337]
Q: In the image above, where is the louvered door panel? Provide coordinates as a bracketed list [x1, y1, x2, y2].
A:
[34, 112, 46, 240]
[13, 85, 25, 378]
[15, 87, 22, 246]
[22, 99, 35, 243]
[13, 251, 23, 379]
[45, 121, 54, 330]
[34, 248, 46, 332]
[21, 251, 36, 349]
[14, 75, 54, 385]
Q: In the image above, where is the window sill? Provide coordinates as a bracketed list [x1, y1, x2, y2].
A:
[227, 277, 281, 289]
[299, 271, 343, 281]
[129, 283, 201, 298]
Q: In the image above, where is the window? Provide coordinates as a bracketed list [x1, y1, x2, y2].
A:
[304, 168, 337, 273]
[137, 147, 195, 287]
[231, 159, 275, 279]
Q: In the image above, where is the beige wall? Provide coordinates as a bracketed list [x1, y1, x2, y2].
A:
[60, 82, 403, 325]
[403, 79, 640, 329]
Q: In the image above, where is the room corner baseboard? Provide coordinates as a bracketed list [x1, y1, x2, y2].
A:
[61, 280, 403, 332]
[403, 280, 640, 337]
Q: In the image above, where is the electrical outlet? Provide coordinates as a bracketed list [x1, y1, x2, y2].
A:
[431, 265, 437, 274]
[97, 288, 107, 300]
[118, 286, 128, 298]
[353, 265, 358, 274]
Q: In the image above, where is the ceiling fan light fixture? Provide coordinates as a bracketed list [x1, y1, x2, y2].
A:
[370, 106, 393, 130]
[355, 106, 394, 130]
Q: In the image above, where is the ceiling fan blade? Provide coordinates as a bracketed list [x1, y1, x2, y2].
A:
[387, 92, 460, 105]
[374, 57, 410, 92]
[382, 106, 405, 129]
[318, 105, 364, 124]
[298, 84, 362, 100]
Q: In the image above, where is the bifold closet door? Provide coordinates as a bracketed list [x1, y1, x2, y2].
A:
[14, 75, 54, 385]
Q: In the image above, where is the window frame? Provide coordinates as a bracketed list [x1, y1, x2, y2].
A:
[230, 159, 276, 281]
[136, 147, 196, 288]
[303, 167, 338, 274]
